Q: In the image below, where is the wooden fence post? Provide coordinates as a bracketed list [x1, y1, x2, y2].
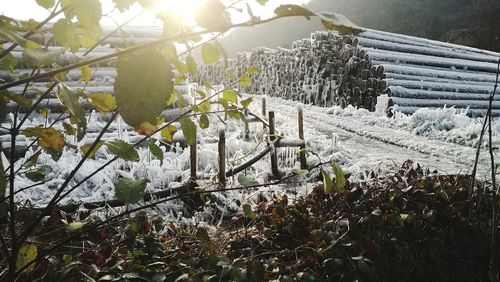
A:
[262, 96, 267, 117]
[297, 106, 307, 169]
[244, 109, 250, 140]
[268, 111, 280, 177]
[190, 135, 197, 180]
[218, 129, 226, 187]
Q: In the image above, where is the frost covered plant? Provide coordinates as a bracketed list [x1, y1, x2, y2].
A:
[0, 0, 357, 280]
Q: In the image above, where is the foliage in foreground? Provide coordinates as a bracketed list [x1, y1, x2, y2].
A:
[8, 162, 491, 281]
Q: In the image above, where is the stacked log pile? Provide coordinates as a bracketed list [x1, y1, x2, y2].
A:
[0, 26, 189, 157]
[196, 29, 500, 117]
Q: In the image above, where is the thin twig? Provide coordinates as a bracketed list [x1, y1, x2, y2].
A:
[489, 59, 500, 282]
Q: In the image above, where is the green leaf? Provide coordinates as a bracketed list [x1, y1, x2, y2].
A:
[79, 65, 92, 82]
[174, 60, 188, 75]
[25, 166, 52, 182]
[52, 19, 80, 52]
[195, 90, 206, 99]
[332, 163, 346, 192]
[113, 0, 137, 12]
[115, 49, 174, 128]
[36, 0, 55, 9]
[22, 48, 63, 67]
[0, 90, 32, 108]
[256, 0, 268, 5]
[246, 66, 260, 74]
[67, 221, 86, 232]
[62, 0, 102, 27]
[237, 174, 259, 187]
[227, 110, 241, 120]
[105, 140, 139, 161]
[160, 125, 177, 142]
[242, 203, 256, 219]
[199, 114, 209, 129]
[180, 117, 197, 145]
[24, 127, 65, 161]
[78, 23, 102, 48]
[16, 243, 37, 272]
[198, 100, 211, 113]
[25, 40, 41, 49]
[87, 93, 116, 112]
[62, 122, 76, 136]
[56, 84, 86, 140]
[25, 171, 44, 182]
[80, 142, 103, 159]
[292, 168, 308, 177]
[0, 26, 26, 45]
[115, 178, 147, 204]
[195, 0, 231, 31]
[274, 5, 315, 18]
[240, 75, 251, 88]
[23, 151, 42, 168]
[214, 41, 228, 63]
[240, 97, 253, 108]
[201, 43, 219, 65]
[0, 52, 17, 70]
[321, 168, 334, 195]
[318, 12, 362, 34]
[186, 55, 197, 75]
[148, 143, 163, 163]
[223, 89, 238, 103]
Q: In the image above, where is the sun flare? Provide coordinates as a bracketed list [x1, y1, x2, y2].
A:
[155, 0, 205, 25]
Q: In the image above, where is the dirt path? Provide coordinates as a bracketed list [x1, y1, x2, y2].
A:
[264, 96, 491, 178]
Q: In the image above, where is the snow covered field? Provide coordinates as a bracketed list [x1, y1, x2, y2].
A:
[9, 93, 498, 216]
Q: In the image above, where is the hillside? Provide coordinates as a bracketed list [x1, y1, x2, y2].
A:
[220, 0, 499, 55]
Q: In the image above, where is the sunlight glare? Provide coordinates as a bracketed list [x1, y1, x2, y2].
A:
[156, 0, 204, 25]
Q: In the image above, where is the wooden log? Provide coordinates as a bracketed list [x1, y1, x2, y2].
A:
[358, 37, 499, 63]
[390, 97, 500, 109]
[362, 29, 500, 57]
[387, 79, 494, 94]
[387, 86, 500, 101]
[392, 105, 500, 117]
[368, 49, 500, 74]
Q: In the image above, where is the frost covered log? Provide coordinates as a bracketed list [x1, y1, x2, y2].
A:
[195, 29, 500, 117]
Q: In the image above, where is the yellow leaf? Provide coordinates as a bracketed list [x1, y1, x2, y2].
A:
[24, 127, 65, 160]
[40, 108, 50, 118]
[67, 221, 86, 232]
[87, 93, 116, 112]
[136, 121, 157, 136]
[16, 243, 37, 272]
[160, 125, 177, 142]
[79, 65, 92, 82]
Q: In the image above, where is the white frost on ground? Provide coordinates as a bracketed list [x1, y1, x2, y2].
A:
[324, 100, 500, 148]
[9, 92, 499, 225]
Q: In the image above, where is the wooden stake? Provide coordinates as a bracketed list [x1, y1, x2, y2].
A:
[262, 96, 267, 131]
[262, 96, 267, 117]
[297, 106, 307, 169]
[218, 129, 226, 187]
[268, 111, 280, 177]
[190, 136, 197, 180]
[244, 109, 250, 140]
